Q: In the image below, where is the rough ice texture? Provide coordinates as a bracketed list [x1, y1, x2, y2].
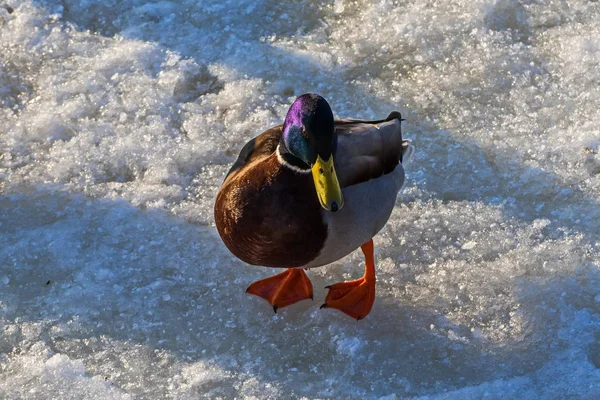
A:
[1, 0, 600, 399]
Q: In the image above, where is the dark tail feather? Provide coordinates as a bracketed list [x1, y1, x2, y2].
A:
[335, 111, 405, 126]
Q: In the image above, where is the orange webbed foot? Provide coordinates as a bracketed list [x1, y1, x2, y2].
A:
[321, 239, 376, 320]
[320, 277, 375, 320]
[246, 268, 313, 312]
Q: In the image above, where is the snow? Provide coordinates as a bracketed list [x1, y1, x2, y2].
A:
[1, 0, 600, 398]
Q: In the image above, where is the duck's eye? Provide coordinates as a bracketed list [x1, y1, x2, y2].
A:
[319, 167, 324, 174]
[330, 166, 333, 172]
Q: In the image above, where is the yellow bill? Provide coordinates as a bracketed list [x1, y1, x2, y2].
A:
[311, 155, 344, 212]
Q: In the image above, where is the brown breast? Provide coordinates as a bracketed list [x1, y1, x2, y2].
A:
[214, 154, 328, 268]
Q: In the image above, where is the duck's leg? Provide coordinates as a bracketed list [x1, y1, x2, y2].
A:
[246, 268, 313, 313]
[321, 239, 376, 320]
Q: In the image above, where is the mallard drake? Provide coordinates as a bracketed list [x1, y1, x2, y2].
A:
[214, 93, 412, 320]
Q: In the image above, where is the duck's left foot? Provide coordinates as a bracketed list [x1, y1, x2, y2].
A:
[321, 277, 375, 320]
[246, 268, 313, 312]
[321, 239, 376, 320]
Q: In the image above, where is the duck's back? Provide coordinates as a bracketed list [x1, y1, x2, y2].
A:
[334, 112, 407, 188]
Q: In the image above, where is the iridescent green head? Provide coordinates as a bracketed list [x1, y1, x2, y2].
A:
[279, 94, 343, 212]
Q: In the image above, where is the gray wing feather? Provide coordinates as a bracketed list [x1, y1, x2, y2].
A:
[334, 115, 407, 188]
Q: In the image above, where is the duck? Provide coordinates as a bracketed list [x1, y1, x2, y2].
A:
[214, 93, 412, 320]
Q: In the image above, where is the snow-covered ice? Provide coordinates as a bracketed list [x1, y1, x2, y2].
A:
[1, 0, 600, 398]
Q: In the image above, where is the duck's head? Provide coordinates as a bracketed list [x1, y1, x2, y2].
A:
[279, 93, 344, 212]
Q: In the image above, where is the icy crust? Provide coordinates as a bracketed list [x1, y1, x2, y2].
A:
[2, 0, 600, 399]
[0, 343, 131, 400]
[2, 191, 599, 399]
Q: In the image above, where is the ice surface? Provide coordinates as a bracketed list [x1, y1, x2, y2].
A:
[1, 0, 600, 398]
